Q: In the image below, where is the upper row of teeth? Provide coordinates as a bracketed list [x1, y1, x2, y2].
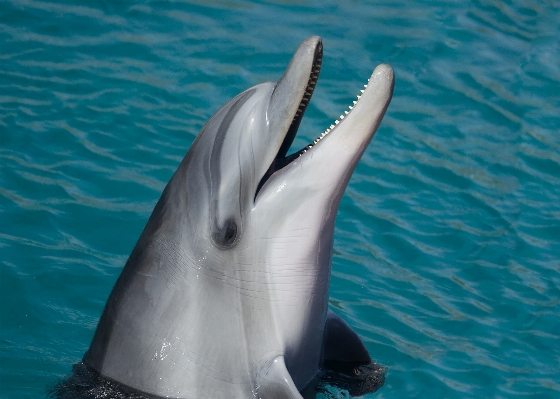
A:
[294, 61, 322, 121]
[300, 78, 369, 155]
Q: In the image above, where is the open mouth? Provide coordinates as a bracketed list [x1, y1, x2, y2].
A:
[255, 42, 369, 200]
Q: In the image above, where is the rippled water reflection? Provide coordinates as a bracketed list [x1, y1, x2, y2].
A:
[1, 1, 559, 398]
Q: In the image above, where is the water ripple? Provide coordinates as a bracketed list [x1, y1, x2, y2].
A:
[1, 0, 559, 398]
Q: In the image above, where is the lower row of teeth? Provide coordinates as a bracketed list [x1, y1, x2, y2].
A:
[299, 79, 369, 156]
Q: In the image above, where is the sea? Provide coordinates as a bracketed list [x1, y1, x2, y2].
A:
[1, 0, 559, 398]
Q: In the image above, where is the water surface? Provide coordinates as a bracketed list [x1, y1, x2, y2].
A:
[1, 1, 559, 398]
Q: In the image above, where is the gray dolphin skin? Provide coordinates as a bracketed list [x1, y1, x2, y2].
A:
[83, 36, 394, 398]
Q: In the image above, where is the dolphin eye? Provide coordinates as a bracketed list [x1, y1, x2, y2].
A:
[213, 219, 238, 248]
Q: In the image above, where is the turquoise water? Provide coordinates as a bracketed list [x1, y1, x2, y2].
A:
[1, 0, 559, 398]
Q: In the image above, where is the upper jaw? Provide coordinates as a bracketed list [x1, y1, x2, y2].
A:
[271, 36, 323, 159]
[256, 36, 323, 197]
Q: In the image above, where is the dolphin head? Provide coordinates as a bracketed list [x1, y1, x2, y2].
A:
[84, 36, 394, 397]
[167, 35, 392, 263]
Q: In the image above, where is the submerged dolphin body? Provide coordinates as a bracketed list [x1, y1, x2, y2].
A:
[83, 36, 394, 398]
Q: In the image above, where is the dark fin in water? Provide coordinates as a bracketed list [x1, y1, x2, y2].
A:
[322, 310, 372, 366]
[318, 309, 386, 396]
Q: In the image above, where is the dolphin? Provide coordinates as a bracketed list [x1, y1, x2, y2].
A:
[82, 36, 394, 398]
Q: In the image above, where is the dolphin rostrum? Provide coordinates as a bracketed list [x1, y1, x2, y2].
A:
[83, 36, 394, 398]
